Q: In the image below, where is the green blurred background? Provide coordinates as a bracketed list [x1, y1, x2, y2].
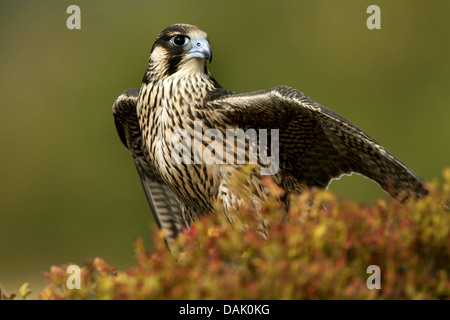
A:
[1, 0, 449, 298]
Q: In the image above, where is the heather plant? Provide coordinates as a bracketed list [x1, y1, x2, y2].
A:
[4, 168, 449, 300]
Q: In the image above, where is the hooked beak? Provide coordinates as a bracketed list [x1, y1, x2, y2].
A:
[187, 37, 212, 63]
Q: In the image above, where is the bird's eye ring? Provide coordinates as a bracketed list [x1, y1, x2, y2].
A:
[171, 35, 189, 47]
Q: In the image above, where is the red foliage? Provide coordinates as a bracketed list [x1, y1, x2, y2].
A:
[32, 168, 450, 299]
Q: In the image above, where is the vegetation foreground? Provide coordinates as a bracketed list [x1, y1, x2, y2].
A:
[5, 168, 450, 300]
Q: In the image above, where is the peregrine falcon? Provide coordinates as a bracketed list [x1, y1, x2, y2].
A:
[113, 24, 427, 244]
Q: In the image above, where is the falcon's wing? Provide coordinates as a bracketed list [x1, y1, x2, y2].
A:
[207, 86, 427, 200]
[112, 89, 186, 244]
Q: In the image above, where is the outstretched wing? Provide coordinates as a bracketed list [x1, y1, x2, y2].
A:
[112, 88, 186, 244]
[207, 86, 427, 200]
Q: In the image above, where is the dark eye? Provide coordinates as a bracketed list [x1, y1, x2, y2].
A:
[171, 35, 189, 47]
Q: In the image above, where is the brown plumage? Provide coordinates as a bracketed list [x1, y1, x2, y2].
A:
[113, 24, 427, 244]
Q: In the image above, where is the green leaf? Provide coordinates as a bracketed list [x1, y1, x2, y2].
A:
[19, 282, 32, 300]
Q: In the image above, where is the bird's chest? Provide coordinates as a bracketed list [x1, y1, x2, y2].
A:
[139, 80, 220, 214]
[149, 105, 177, 173]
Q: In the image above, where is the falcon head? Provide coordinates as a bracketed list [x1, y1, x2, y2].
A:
[148, 24, 212, 76]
